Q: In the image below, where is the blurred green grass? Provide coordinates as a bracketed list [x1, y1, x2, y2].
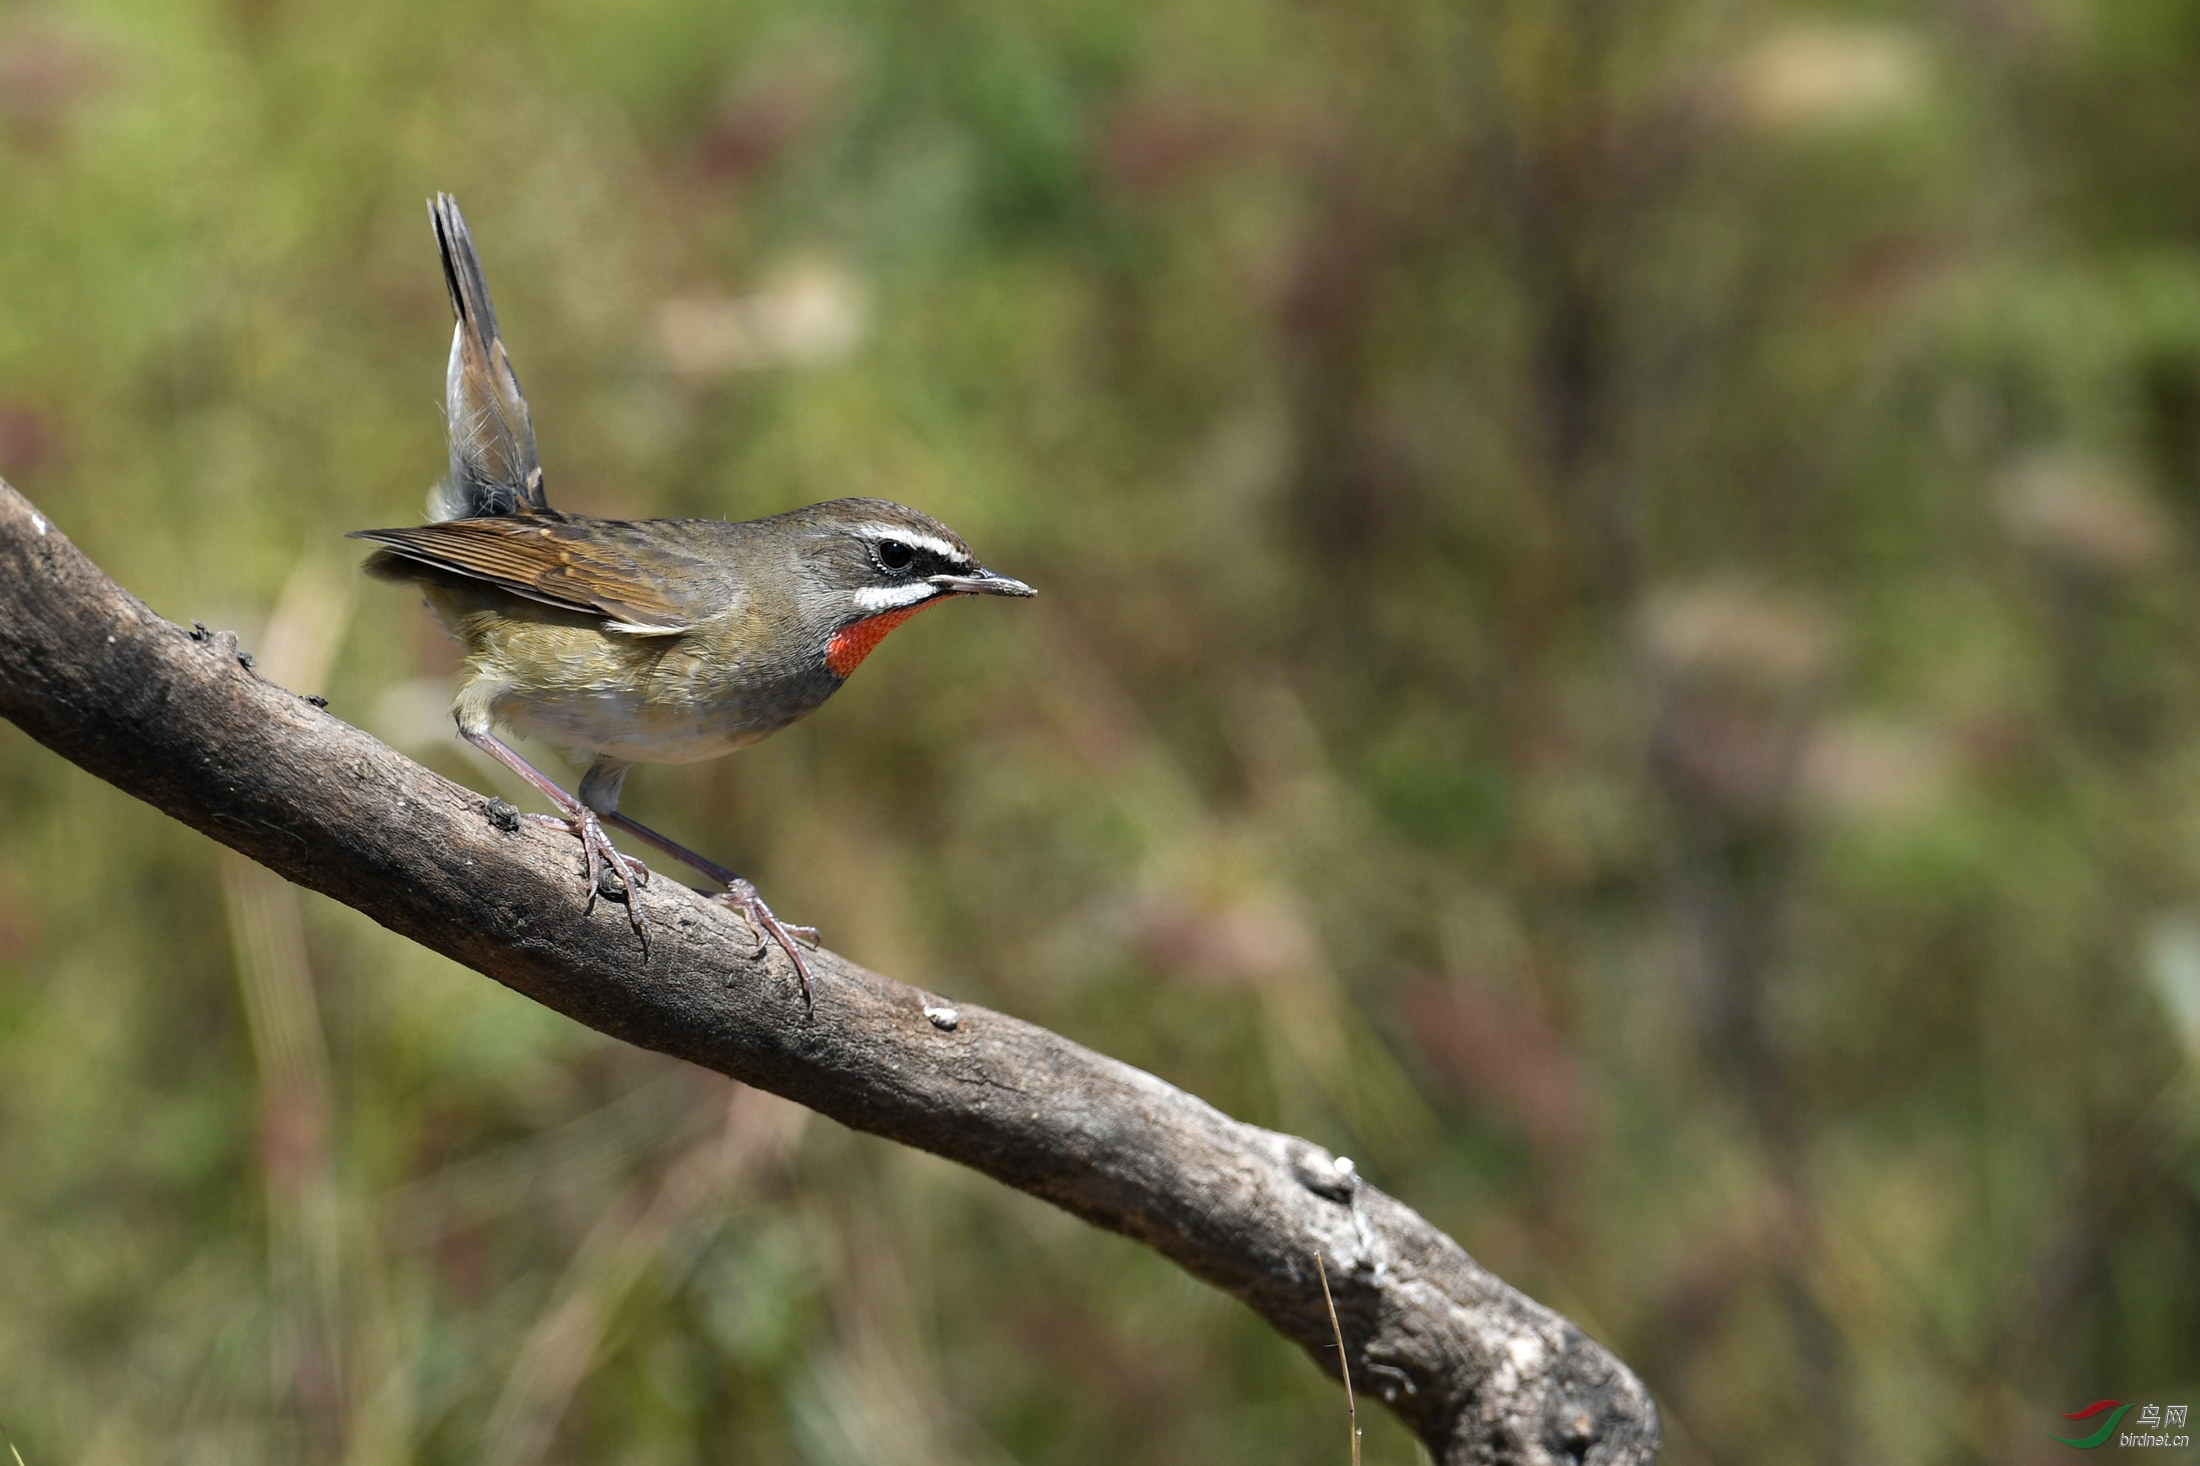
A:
[5, 0, 2200, 1462]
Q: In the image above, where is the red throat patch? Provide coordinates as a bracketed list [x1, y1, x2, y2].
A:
[826, 600, 941, 678]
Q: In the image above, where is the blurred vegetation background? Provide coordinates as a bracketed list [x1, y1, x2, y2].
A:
[3, 0, 2200, 1462]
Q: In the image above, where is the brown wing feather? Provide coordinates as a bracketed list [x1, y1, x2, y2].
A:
[350, 517, 694, 632]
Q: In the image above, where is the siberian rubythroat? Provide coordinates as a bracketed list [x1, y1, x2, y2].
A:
[353, 196, 1035, 1006]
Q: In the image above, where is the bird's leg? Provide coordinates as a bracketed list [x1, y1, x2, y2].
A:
[460, 727, 651, 951]
[597, 810, 818, 1009]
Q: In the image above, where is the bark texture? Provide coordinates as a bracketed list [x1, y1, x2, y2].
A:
[0, 479, 1658, 1465]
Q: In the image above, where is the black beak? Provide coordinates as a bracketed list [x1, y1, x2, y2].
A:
[928, 569, 1036, 598]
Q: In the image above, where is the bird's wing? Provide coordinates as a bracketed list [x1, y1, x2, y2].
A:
[430, 194, 547, 520]
[350, 517, 696, 633]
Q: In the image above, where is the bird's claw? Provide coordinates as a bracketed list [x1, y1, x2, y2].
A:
[712, 878, 815, 1011]
[528, 809, 651, 952]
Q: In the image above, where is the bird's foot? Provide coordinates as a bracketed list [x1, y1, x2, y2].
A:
[712, 878, 816, 1011]
[523, 809, 652, 952]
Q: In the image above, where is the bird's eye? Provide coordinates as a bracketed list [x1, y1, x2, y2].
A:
[877, 539, 914, 571]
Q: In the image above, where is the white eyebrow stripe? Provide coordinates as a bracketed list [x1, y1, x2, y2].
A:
[852, 524, 971, 565]
[851, 582, 940, 614]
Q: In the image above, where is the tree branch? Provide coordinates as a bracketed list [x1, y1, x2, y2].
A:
[0, 480, 1658, 1465]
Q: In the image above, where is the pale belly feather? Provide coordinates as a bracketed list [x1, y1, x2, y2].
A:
[499, 687, 773, 764]
[428, 586, 839, 765]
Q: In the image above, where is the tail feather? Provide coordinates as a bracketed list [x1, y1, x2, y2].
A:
[429, 194, 547, 521]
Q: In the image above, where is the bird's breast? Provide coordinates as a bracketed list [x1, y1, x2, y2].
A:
[428, 587, 842, 763]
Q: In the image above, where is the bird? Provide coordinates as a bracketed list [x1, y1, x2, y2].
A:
[353, 195, 1035, 1007]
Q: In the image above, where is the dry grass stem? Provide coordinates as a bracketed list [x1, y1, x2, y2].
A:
[1317, 1251, 1361, 1466]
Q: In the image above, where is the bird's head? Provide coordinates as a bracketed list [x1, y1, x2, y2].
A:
[781, 498, 1035, 678]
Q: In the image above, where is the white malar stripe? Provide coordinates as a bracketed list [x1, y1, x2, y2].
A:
[851, 582, 940, 614]
[853, 524, 971, 566]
